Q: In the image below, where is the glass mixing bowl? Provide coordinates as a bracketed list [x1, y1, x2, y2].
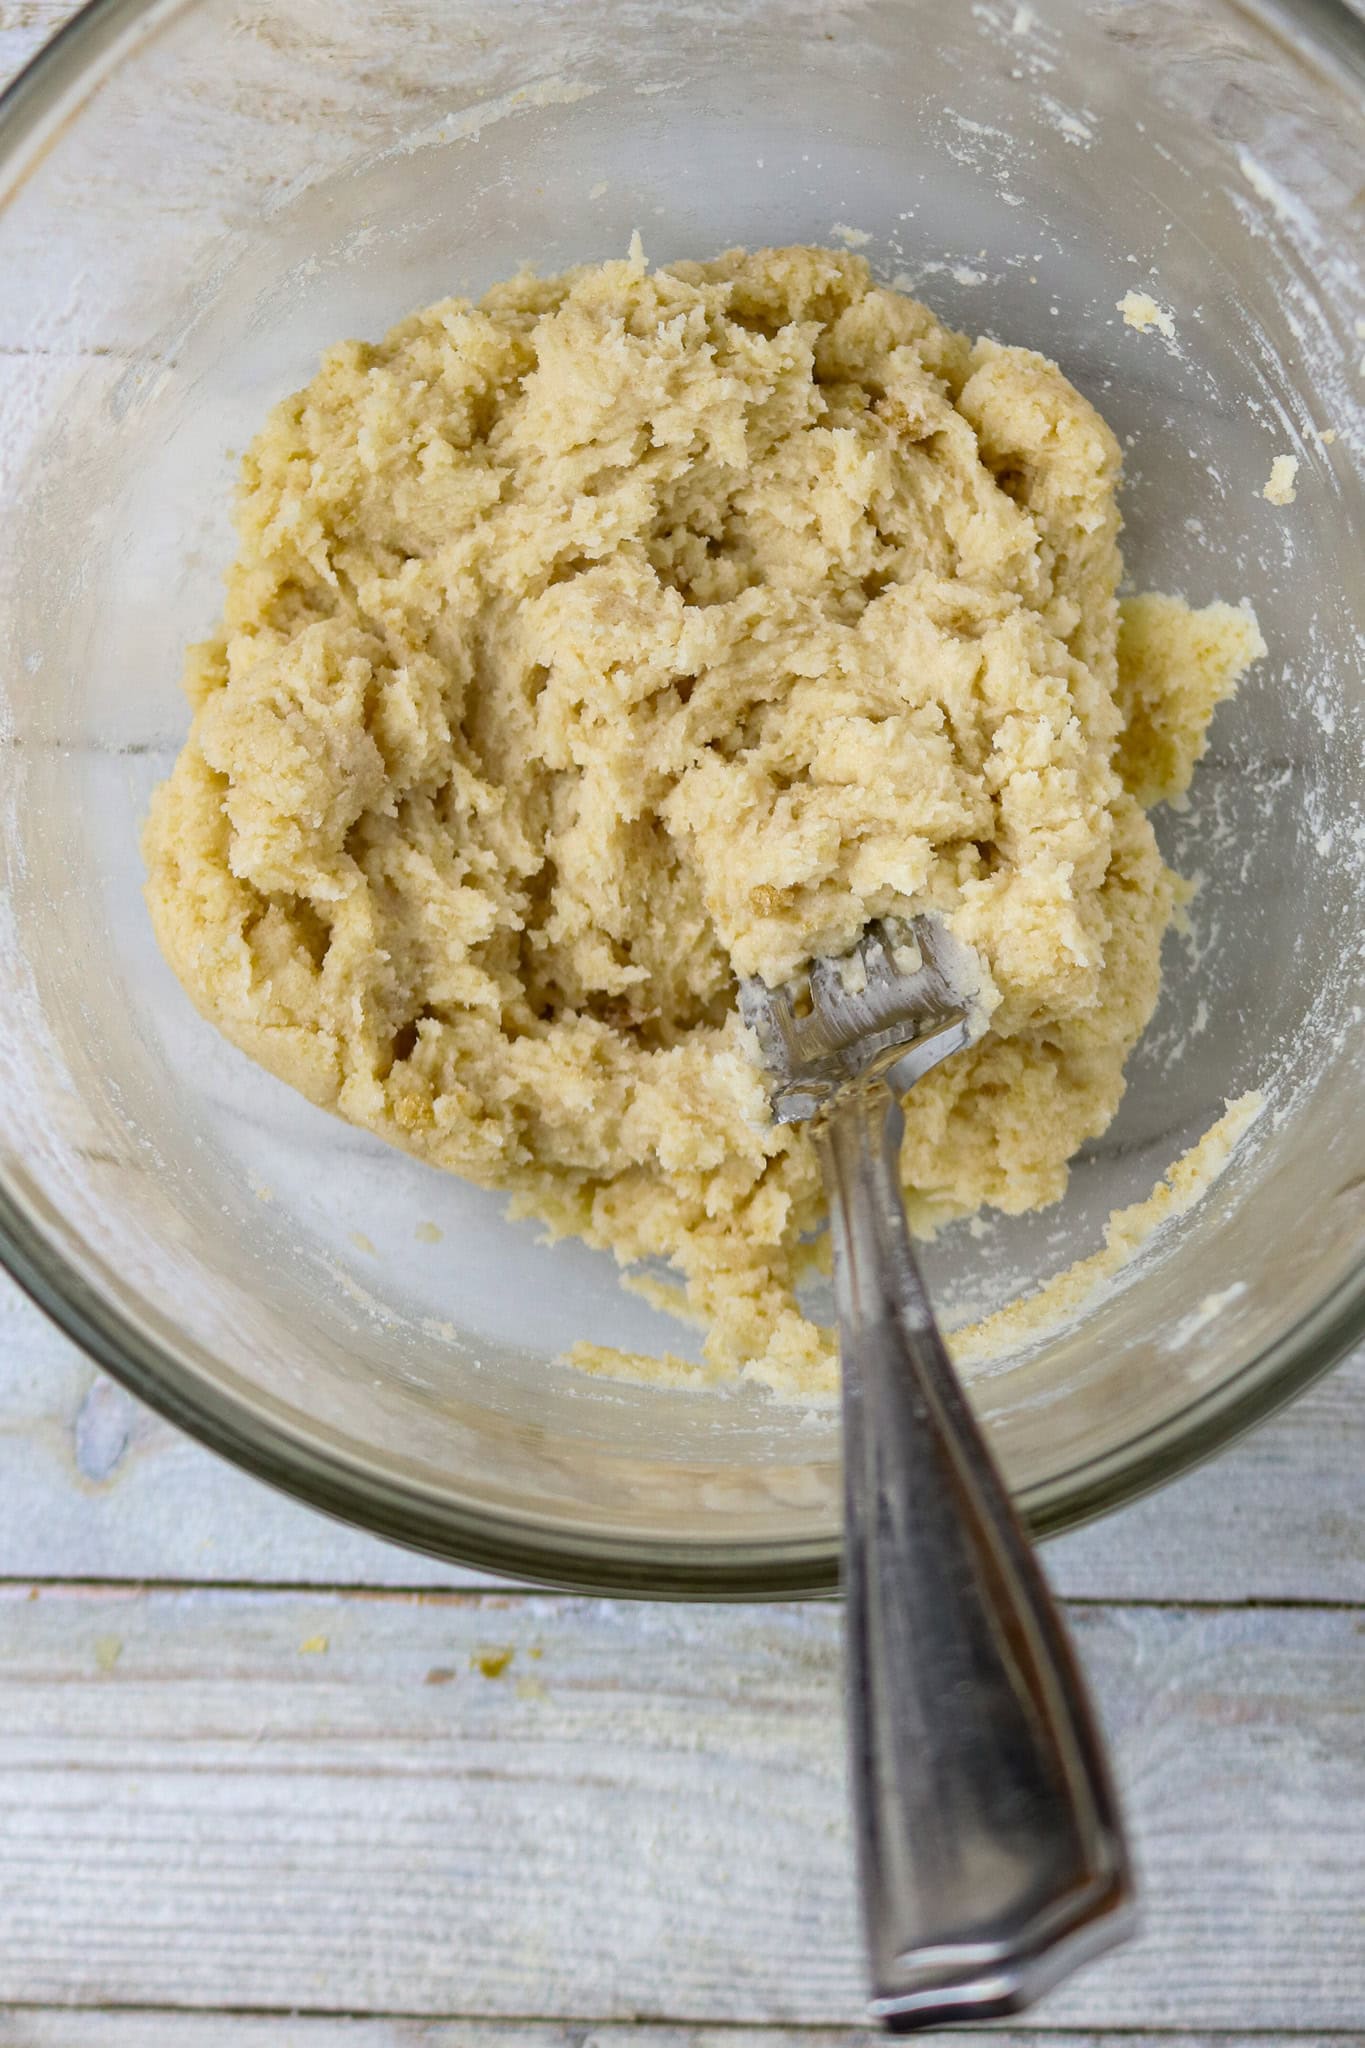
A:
[0, 0, 1361, 1596]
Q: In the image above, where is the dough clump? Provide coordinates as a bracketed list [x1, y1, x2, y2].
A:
[144, 245, 1263, 1398]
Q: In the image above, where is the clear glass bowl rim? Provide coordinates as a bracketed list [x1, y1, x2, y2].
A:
[1, 0, 1362, 1598]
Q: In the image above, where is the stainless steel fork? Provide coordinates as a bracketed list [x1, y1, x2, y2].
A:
[740, 917, 1135, 2031]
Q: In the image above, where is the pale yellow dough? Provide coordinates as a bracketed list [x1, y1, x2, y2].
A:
[144, 244, 1264, 1399]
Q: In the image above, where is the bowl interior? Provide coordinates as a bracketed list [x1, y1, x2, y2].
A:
[0, 0, 1361, 1588]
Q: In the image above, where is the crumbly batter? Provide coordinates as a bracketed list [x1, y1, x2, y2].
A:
[144, 243, 1263, 1399]
[949, 1090, 1265, 1367]
[1117, 290, 1175, 340]
[1262, 454, 1299, 506]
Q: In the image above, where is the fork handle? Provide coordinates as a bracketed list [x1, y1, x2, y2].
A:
[814, 1081, 1135, 2031]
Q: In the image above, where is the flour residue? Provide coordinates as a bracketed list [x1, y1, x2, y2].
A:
[1165, 1281, 1249, 1351]
[950, 1092, 1266, 1366]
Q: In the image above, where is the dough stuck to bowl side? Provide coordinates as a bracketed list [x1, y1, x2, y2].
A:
[143, 243, 1264, 1399]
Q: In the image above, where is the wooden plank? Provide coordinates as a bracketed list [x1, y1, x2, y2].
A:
[3, 1269, 1361, 1601]
[0, 0, 67, 86]
[0, 1275, 478, 1590]
[1046, 1339, 1365, 1603]
[0, 1586, 1361, 2028]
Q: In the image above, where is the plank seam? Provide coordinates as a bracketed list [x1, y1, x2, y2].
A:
[0, 2001, 1361, 2034]
[0, 1577, 1361, 1613]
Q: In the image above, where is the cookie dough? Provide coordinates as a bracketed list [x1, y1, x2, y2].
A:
[144, 243, 1264, 1398]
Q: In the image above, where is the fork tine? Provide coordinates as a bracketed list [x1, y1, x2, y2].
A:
[768, 982, 798, 1038]
[910, 911, 981, 1014]
[807, 954, 845, 1020]
[740, 912, 985, 1123]
[907, 912, 952, 994]
[859, 923, 897, 986]
[739, 979, 790, 1031]
[738, 979, 798, 1076]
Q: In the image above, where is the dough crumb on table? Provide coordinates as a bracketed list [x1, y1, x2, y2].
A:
[144, 244, 1264, 1399]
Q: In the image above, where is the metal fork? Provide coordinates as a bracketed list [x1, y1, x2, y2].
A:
[740, 916, 1135, 2031]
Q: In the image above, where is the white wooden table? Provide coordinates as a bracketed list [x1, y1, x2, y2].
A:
[4, 1272, 1364, 2048]
[2, 6, 1364, 2041]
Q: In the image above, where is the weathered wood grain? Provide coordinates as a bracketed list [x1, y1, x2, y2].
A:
[2, 0, 1362, 1614]
[3, 1270, 1361, 1601]
[0, 0, 65, 76]
[0, 1274, 478, 1590]
[0, 1586, 1361, 2028]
